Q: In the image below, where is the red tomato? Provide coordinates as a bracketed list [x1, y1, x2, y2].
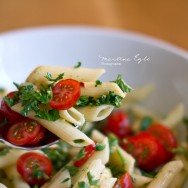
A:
[29, 126, 46, 144]
[17, 152, 53, 186]
[113, 172, 133, 188]
[74, 143, 96, 167]
[1, 91, 23, 123]
[103, 111, 132, 138]
[0, 110, 5, 124]
[122, 132, 166, 172]
[146, 124, 177, 161]
[49, 79, 81, 110]
[7, 119, 41, 146]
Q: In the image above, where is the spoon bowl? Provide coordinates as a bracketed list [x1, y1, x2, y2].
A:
[0, 123, 59, 150]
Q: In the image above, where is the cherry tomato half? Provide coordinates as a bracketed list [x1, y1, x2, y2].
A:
[103, 111, 132, 138]
[113, 172, 133, 188]
[146, 124, 177, 161]
[17, 152, 53, 186]
[122, 132, 166, 172]
[49, 79, 81, 110]
[74, 143, 96, 167]
[7, 119, 41, 146]
[29, 126, 46, 145]
[0, 91, 23, 123]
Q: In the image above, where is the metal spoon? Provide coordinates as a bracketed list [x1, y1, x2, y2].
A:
[0, 123, 59, 150]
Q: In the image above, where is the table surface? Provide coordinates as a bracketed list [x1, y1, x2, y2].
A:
[0, 0, 188, 51]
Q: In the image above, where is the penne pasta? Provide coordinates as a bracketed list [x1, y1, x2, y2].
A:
[26, 66, 106, 85]
[132, 173, 153, 187]
[12, 103, 94, 147]
[76, 105, 114, 122]
[146, 160, 183, 188]
[0, 183, 7, 188]
[59, 107, 85, 127]
[81, 82, 126, 98]
[100, 178, 117, 188]
[160, 103, 185, 129]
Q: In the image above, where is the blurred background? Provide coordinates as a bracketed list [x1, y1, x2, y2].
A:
[0, 0, 188, 50]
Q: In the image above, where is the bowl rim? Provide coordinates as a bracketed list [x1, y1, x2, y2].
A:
[0, 25, 188, 60]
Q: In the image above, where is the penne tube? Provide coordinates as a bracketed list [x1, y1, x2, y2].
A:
[4, 165, 30, 188]
[0, 149, 25, 168]
[100, 178, 117, 188]
[76, 105, 114, 122]
[124, 84, 154, 103]
[91, 129, 106, 143]
[59, 107, 85, 126]
[160, 103, 184, 129]
[146, 160, 183, 188]
[132, 174, 153, 187]
[26, 66, 106, 85]
[0, 183, 7, 188]
[81, 82, 126, 98]
[12, 103, 94, 147]
[73, 159, 105, 188]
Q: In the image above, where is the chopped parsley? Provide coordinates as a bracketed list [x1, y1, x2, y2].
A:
[73, 139, 84, 144]
[76, 148, 86, 160]
[76, 91, 123, 107]
[0, 147, 10, 156]
[74, 62, 82, 68]
[78, 181, 89, 188]
[32, 165, 49, 180]
[42, 141, 70, 172]
[96, 143, 105, 151]
[95, 80, 102, 87]
[5, 73, 66, 121]
[108, 134, 119, 153]
[0, 118, 7, 127]
[113, 74, 132, 93]
[62, 177, 70, 183]
[172, 146, 188, 159]
[140, 117, 153, 131]
[87, 171, 99, 186]
[66, 166, 79, 176]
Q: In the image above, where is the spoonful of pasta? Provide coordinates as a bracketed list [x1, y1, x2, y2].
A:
[0, 65, 130, 150]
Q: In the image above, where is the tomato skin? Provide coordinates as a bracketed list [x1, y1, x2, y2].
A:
[7, 119, 41, 146]
[0, 91, 23, 123]
[146, 124, 177, 161]
[103, 111, 132, 139]
[113, 173, 133, 188]
[17, 152, 53, 186]
[49, 79, 81, 110]
[74, 143, 96, 167]
[122, 132, 167, 172]
[29, 126, 46, 144]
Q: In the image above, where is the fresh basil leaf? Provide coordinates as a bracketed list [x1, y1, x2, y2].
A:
[96, 143, 105, 151]
[87, 171, 99, 186]
[78, 181, 89, 188]
[66, 166, 79, 176]
[74, 62, 82, 68]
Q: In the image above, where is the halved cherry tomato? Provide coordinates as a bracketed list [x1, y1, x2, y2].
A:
[103, 111, 132, 138]
[0, 91, 23, 123]
[0, 110, 5, 124]
[122, 132, 166, 172]
[74, 143, 96, 167]
[29, 126, 46, 144]
[113, 172, 133, 188]
[17, 152, 53, 186]
[49, 79, 81, 110]
[146, 124, 177, 161]
[7, 119, 41, 146]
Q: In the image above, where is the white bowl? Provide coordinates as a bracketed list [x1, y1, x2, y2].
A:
[0, 26, 188, 186]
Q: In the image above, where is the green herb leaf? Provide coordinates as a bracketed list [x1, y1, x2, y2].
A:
[113, 74, 132, 93]
[0, 147, 10, 156]
[76, 148, 86, 160]
[76, 91, 123, 107]
[95, 80, 102, 87]
[74, 62, 82, 68]
[140, 117, 153, 131]
[66, 166, 79, 176]
[73, 139, 84, 144]
[44, 72, 64, 87]
[78, 181, 89, 188]
[32, 165, 49, 180]
[172, 146, 188, 159]
[117, 148, 126, 166]
[96, 143, 105, 151]
[87, 171, 99, 186]
[62, 177, 70, 183]
[108, 134, 119, 153]
[80, 122, 87, 132]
